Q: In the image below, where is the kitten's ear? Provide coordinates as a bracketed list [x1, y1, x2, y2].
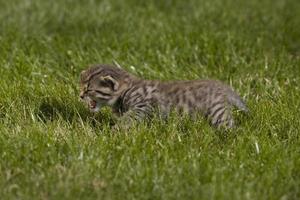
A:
[80, 70, 87, 81]
[102, 75, 119, 91]
[80, 70, 85, 76]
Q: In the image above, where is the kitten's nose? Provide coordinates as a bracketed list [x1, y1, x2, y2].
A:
[80, 92, 84, 99]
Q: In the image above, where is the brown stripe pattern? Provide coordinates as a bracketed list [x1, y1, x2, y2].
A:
[80, 64, 248, 129]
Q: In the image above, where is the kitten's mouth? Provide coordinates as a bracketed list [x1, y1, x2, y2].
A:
[89, 100, 97, 109]
[87, 99, 100, 112]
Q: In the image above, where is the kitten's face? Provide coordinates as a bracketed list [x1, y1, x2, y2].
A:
[80, 65, 135, 112]
[80, 67, 121, 112]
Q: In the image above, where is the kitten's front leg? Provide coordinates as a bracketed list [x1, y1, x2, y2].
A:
[112, 105, 152, 132]
[112, 110, 137, 131]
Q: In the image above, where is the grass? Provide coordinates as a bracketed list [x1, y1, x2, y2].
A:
[0, 0, 300, 199]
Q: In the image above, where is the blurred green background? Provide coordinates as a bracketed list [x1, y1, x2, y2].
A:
[0, 0, 299, 199]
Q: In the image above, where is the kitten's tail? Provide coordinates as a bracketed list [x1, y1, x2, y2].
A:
[227, 91, 249, 112]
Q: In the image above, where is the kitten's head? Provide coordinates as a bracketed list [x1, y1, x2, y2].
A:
[79, 64, 135, 112]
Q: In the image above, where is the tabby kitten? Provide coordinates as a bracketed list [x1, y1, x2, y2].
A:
[80, 64, 248, 128]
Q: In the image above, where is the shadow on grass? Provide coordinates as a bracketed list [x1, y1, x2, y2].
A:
[36, 97, 113, 127]
[35, 97, 251, 136]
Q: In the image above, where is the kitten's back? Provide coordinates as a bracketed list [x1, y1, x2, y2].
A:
[155, 79, 247, 127]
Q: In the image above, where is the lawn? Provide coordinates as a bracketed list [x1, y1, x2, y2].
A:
[0, 0, 300, 199]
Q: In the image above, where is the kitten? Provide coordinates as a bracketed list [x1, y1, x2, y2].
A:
[80, 64, 248, 128]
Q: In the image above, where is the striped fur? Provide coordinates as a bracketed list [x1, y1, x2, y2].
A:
[80, 64, 248, 128]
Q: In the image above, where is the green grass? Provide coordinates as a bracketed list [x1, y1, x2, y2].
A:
[0, 0, 300, 199]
